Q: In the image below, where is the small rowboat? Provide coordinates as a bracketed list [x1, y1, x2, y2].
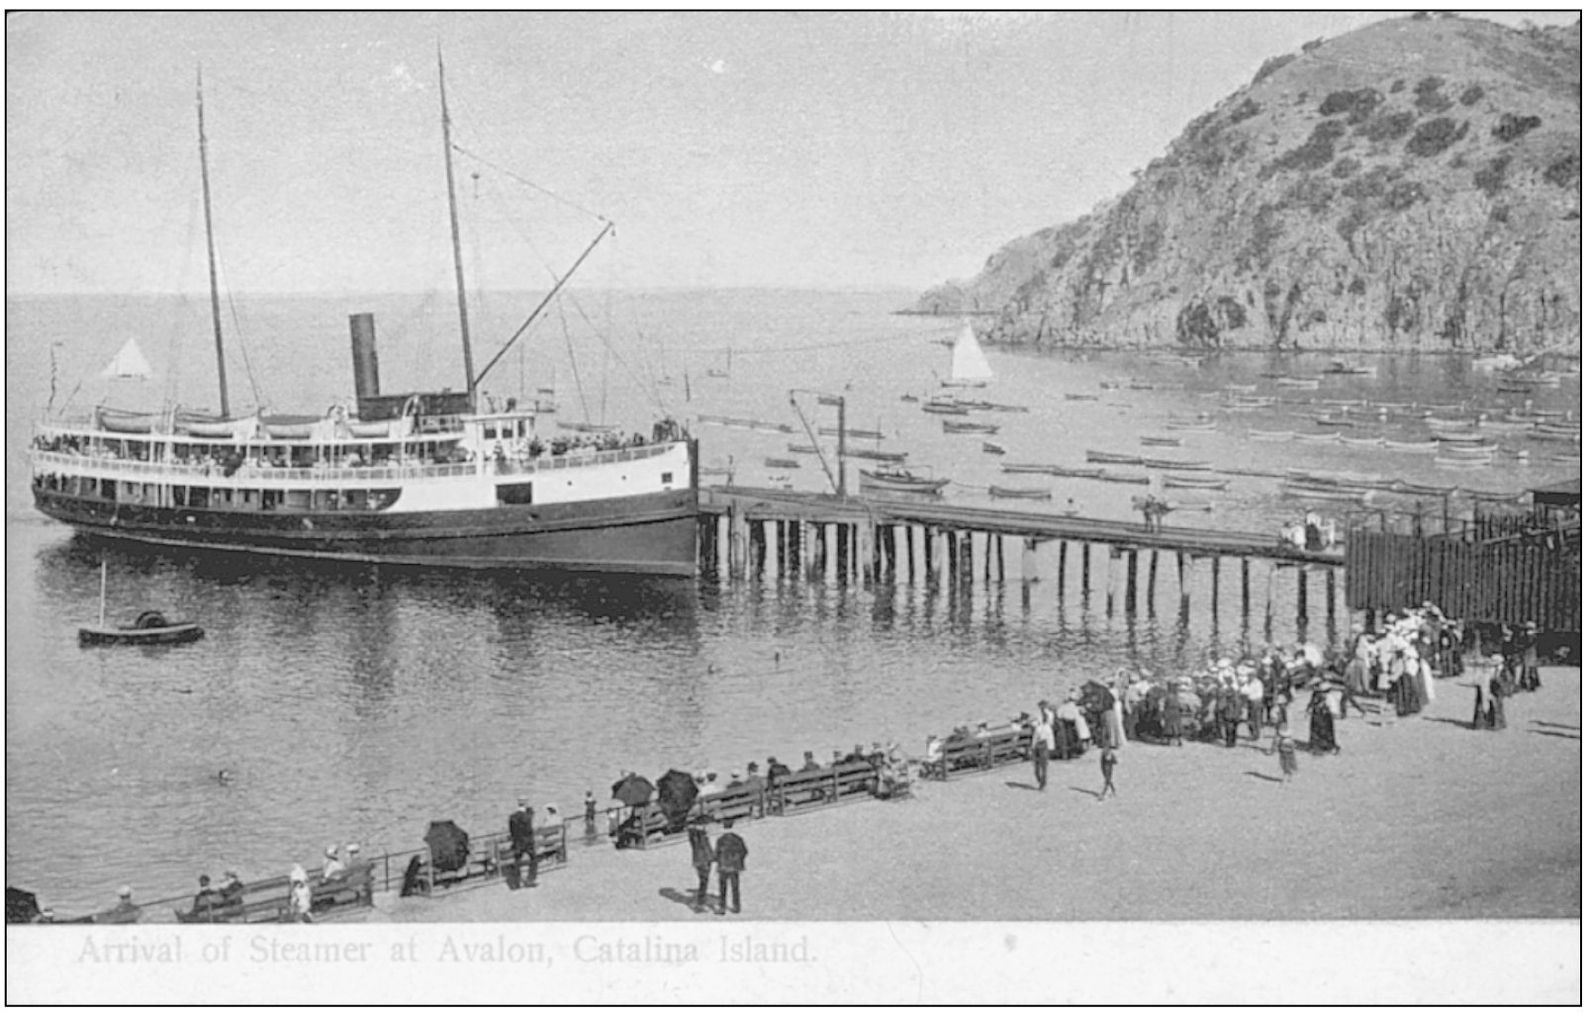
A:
[1140, 435, 1183, 447]
[1391, 480, 1458, 497]
[1164, 419, 1217, 432]
[843, 448, 908, 463]
[1323, 361, 1376, 376]
[1317, 398, 1365, 408]
[1248, 430, 1293, 442]
[989, 485, 1051, 500]
[1085, 450, 1142, 465]
[1162, 475, 1229, 491]
[858, 467, 948, 495]
[899, 393, 920, 403]
[1315, 415, 1356, 428]
[1093, 471, 1151, 485]
[788, 442, 819, 454]
[1425, 417, 1476, 431]
[1340, 435, 1385, 448]
[1274, 377, 1321, 389]
[1293, 432, 1341, 445]
[80, 611, 204, 647]
[921, 402, 970, 415]
[982, 441, 1007, 455]
[1050, 466, 1106, 479]
[1142, 458, 1212, 472]
[764, 457, 801, 469]
[984, 402, 1031, 413]
[943, 420, 1000, 435]
[1434, 431, 1490, 445]
[1438, 443, 1498, 457]
[1530, 430, 1581, 443]
[1279, 483, 1371, 504]
[1434, 457, 1490, 470]
[820, 426, 885, 440]
[346, 420, 393, 439]
[1002, 462, 1060, 475]
[1063, 393, 1101, 402]
[1383, 438, 1439, 452]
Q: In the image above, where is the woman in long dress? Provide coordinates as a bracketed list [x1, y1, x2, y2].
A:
[1306, 686, 1339, 754]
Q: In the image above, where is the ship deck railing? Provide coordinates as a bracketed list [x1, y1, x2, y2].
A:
[31, 442, 672, 486]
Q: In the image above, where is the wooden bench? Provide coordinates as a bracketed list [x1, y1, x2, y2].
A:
[694, 783, 763, 823]
[172, 865, 375, 924]
[492, 825, 570, 870]
[923, 729, 1030, 780]
[768, 768, 835, 815]
[612, 805, 683, 850]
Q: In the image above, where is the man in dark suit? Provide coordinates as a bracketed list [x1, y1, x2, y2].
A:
[714, 820, 748, 915]
[508, 799, 538, 888]
[687, 820, 715, 912]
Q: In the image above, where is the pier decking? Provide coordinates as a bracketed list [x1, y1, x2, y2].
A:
[698, 485, 1345, 634]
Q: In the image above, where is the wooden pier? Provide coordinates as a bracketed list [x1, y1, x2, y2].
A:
[697, 486, 1343, 632]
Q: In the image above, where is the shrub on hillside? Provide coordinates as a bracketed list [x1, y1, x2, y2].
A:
[1406, 116, 1467, 157]
[1252, 52, 1296, 85]
[1331, 157, 1361, 178]
[1492, 112, 1542, 142]
[1228, 98, 1262, 124]
[1357, 110, 1416, 142]
[1262, 120, 1346, 177]
[1286, 175, 1337, 215]
[1385, 180, 1428, 211]
[1319, 88, 1384, 122]
[1414, 76, 1452, 113]
[1390, 79, 1406, 93]
[1473, 155, 1510, 197]
[1544, 153, 1580, 189]
[1459, 84, 1485, 106]
[1336, 202, 1371, 247]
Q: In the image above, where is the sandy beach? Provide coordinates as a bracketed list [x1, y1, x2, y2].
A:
[376, 666, 1579, 923]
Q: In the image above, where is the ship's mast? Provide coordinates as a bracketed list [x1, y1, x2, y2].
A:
[437, 51, 477, 412]
[196, 67, 230, 419]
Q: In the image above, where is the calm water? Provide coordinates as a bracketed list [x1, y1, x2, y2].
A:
[5, 289, 1579, 911]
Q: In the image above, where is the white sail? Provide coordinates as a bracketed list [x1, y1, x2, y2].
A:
[945, 323, 993, 387]
[100, 338, 152, 380]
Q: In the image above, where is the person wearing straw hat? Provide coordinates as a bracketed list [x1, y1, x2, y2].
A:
[687, 818, 715, 913]
[508, 798, 538, 889]
[321, 844, 345, 883]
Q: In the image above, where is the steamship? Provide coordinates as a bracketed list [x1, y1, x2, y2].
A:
[28, 61, 699, 576]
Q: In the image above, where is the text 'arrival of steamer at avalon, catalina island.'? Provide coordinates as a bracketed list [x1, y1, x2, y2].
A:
[29, 56, 700, 575]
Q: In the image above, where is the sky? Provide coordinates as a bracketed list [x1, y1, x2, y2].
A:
[5, 10, 1577, 294]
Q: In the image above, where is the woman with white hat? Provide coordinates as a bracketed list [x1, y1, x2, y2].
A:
[287, 865, 312, 923]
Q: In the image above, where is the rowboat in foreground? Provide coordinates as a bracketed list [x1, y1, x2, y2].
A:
[1140, 435, 1183, 447]
[80, 612, 205, 647]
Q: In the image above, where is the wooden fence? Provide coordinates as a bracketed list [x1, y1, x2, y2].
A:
[1345, 527, 1581, 630]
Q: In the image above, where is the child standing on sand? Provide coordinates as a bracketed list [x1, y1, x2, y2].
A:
[1271, 731, 1298, 783]
[1098, 746, 1118, 800]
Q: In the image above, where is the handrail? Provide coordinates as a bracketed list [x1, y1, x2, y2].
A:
[31, 443, 675, 487]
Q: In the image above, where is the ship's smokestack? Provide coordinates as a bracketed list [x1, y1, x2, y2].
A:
[349, 313, 380, 401]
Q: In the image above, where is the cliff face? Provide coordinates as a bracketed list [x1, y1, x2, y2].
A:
[917, 15, 1581, 354]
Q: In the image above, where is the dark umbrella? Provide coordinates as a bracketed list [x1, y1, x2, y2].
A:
[611, 773, 655, 807]
[5, 887, 40, 924]
[423, 820, 470, 873]
[655, 769, 700, 830]
[1078, 680, 1115, 712]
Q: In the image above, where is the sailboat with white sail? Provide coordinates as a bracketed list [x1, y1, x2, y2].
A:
[940, 322, 993, 389]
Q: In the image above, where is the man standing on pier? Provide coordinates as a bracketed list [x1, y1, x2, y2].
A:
[1031, 702, 1055, 790]
[714, 820, 748, 916]
[687, 819, 715, 912]
[508, 799, 538, 889]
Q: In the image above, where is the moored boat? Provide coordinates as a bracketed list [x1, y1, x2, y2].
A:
[1140, 435, 1183, 447]
[80, 610, 204, 647]
[1293, 432, 1342, 445]
[1085, 450, 1142, 465]
[1142, 458, 1212, 472]
[1279, 483, 1371, 504]
[1274, 377, 1321, 390]
[921, 401, 970, 416]
[1092, 471, 1150, 485]
[763, 457, 801, 470]
[943, 420, 1000, 435]
[1247, 429, 1293, 442]
[1382, 438, 1440, 452]
[1340, 435, 1385, 448]
[982, 441, 1006, 455]
[1049, 466, 1106, 479]
[842, 448, 908, 463]
[988, 485, 1051, 500]
[1161, 475, 1229, 491]
[1001, 462, 1061, 475]
[858, 465, 948, 495]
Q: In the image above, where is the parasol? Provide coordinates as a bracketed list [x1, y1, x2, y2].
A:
[611, 773, 655, 807]
[655, 769, 700, 830]
[1078, 680, 1115, 712]
[424, 820, 470, 873]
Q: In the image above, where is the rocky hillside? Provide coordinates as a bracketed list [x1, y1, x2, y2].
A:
[916, 14, 1581, 354]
